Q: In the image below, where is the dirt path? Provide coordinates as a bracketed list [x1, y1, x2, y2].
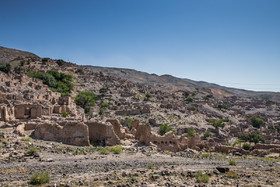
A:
[1, 151, 280, 186]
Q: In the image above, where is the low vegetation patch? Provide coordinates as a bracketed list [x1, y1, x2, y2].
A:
[238, 131, 265, 144]
[201, 153, 210, 159]
[27, 70, 74, 95]
[95, 145, 123, 155]
[110, 145, 123, 154]
[184, 127, 196, 137]
[195, 172, 209, 183]
[21, 136, 31, 142]
[215, 103, 229, 110]
[229, 160, 236, 166]
[145, 93, 152, 99]
[30, 171, 50, 185]
[61, 111, 69, 117]
[242, 143, 252, 150]
[189, 105, 198, 111]
[158, 123, 173, 136]
[209, 119, 226, 128]
[147, 163, 154, 169]
[14, 66, 25, 74]
[1, 138, 8, 144]
[226, 171, 238, 178]
[0, 63, 11, 74]
[186, 97, 193, 103]
[203, 130, 212, 139]
[26, 146, 39, 156]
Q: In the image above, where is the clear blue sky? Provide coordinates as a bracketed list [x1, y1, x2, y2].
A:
[1, 0, 280, 92]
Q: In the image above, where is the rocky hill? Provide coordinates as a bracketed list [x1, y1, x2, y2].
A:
[0, 46, 280, 186]
[0, 46, 38, 64]
[84, 65, 280, 101]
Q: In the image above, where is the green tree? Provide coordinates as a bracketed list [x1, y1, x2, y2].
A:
[75, 91, 97, 113]
[250, 116, 264, 128]
[41, 73, 57, 88]
[238, 131, 265, 144]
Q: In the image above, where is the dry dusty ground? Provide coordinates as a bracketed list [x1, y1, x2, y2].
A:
[1, 129, 280, 186]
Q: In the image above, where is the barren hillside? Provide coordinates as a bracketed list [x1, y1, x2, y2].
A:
[0, 46, 280, 186]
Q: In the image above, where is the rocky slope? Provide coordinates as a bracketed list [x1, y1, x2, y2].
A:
[0, 46, 280, 186]
[0, 46, 38, 64]
[84, 65, 280, 101]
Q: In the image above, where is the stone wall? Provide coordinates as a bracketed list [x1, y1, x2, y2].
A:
[86, 121, 120, 146]
[33, 121, 90, 146]
[14, 104, 42, 119]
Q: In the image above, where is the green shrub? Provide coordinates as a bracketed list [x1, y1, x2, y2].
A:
[101, 101, 109, 108]
[209, 119, 226, 128]
[120, 118, 134, 130]
[242, 143, 251, 150]
[27, 70, 74, 95]
[14, 66, 25, 74]
[1, 138, 8, 144]
[184, 127, 196, 137]
[206, 94, 213, 98]
[201, 153, 210, 159]
[0, 63, 11, 74]
[20, 60, 25, 66]
[238, 131, 265, 144]
[110, 145, 123, 154]
[195, 172, 209, 183]
[41, 73, 57, 87]
[186, 97, 193, 103]
[75, 68, 84, 74]
[216, 104, 229, 110]
[21, 136, 31, 142]
[56, 59, 65, 66]
[26, 147, 39, 156]
[41, 58, 49, 63]
[99, 88, 108, 94]
[183, 91, 190, 98]
[250, 116, 265, 128]
[75, 91, 97, 113]
[61, 111, 69, 117]
[189, 105, 198, 111]
[203, 131, 212, 139]
[229, 160, 236, 166]
[158, 123, 173, 136]
[30, 172, 50, 185]
[191, 92, 197, 96]
[99, 107, 105, 116]
[145, 93, 152, 99]
[266, 100, 273, 105]
[226, 171, 238, 178]
[95, 146, 123, 155]
[147, 163, 154, 169]
[97, 147, 110, 155]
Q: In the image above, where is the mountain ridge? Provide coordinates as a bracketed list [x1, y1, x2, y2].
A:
[0, 46, 279, 100]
